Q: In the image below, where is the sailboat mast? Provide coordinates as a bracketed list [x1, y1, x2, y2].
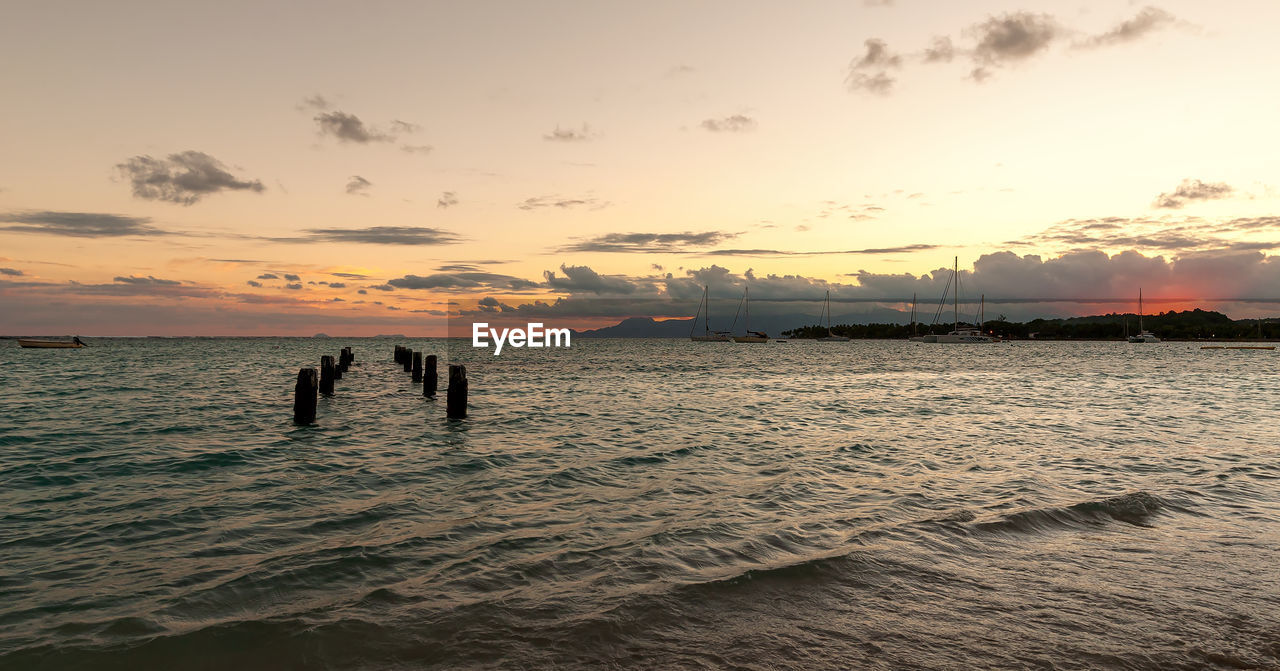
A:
[1138, 288, 1144, 333]
[744, 286, 749, 331]
[704, 285, 710, 335]
[980, 294, 985, 334]
[953, 256, 959, 333]
[910, 292, 917, 336]
[826, 290, 836, 336]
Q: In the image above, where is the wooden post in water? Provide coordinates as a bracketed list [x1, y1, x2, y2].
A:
[333, 354, 343, 381]
[447, 364, 468, 419]
[412, 351, 423, 383]
[320, 355, 336, 395]
[339, 347, 351, 373]
[293, 367, 318, 424]
[403, 349, 413, 373]
[394, 346, 403, 365]
[424, 354, 438, 397]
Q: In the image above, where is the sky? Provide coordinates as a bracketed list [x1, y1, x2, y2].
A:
[2, 0, 1279, 335]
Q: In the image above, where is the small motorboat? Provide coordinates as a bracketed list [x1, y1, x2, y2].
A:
[18, 337, 87, 349]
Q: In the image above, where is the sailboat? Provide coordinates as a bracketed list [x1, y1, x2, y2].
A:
[927, 257, 996, 344]
[907, 292, 929, 342]
[1127, 288, 1160, 343]
[689, 285, 732, 342]
[817, 290, 850, 341]
[732, 287, 769, 343]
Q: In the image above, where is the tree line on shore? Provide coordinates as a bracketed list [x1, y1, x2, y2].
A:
[782, 309, 1276, 341]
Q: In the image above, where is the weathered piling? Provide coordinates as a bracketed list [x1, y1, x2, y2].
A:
[332, 352, 343, 381]
[447, 364, 468, 419]
[424, 354, 438, 397]
[293, 367, 318, 424]
[394, 346, 404, 365]
[320, 355, 336, 395]
[403, 348, 413, 373]
[339, 347, 351, 373]
[412, 351, 423, 383]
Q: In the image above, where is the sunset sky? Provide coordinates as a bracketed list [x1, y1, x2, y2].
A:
[3, 0, 1279, 335]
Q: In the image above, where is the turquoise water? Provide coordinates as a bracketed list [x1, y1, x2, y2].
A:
[2, 338, 1279, 669]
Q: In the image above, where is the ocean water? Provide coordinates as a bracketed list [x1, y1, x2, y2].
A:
[1, 338, 1278, 670]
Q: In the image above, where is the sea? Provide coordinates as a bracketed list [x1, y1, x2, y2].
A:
[1, 338, 1278, 670]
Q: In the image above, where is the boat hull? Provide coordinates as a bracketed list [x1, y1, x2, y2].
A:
[932, 334, 997, 343]
[691, 335, 732, 342]
[1127, 334, 1161, 343]
[732, 336, 769, 343]
[17, 339, 84, 348]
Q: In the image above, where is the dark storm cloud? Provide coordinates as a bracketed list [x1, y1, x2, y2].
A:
[386, 272, 541, 292]
[274, 226, 462, 245]
[437, 191, 459, 209]
[558, 231, 739, 253]
[1153, 179, 1234, 209]
[1, 267, 25, 276]
[700, 115, 757, 132]
[314, 111, 393, 143]
[544, 124, 596, 142]
[116, 151, 265, 205]
[1077, 7, 1177, 49]
[0, 211, 167, 237]
[345, 175, 373, 196]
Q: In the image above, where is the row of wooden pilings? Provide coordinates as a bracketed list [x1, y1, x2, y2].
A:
[293, 346, 467, 424]
[394, 345, 467, 419]
[292, 346, 354, 424]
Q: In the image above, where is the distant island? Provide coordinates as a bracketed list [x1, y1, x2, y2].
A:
[577, 310, 1275, 341]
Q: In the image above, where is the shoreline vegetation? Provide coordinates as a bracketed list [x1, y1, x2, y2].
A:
[783, 309, 1276, 341]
